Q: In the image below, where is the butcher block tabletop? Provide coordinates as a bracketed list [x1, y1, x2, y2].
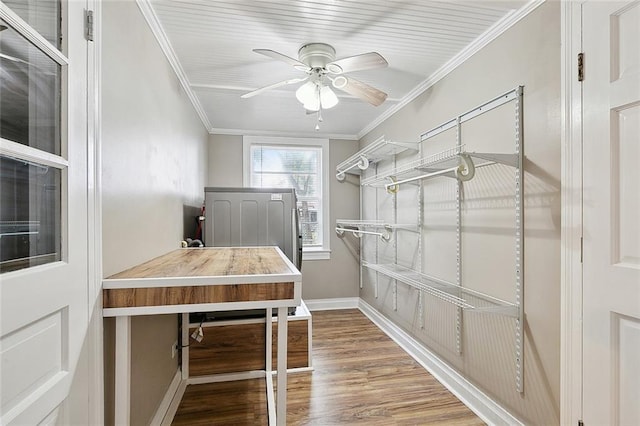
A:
[106, 246, 296, 281]
[102, 247, 301, 314]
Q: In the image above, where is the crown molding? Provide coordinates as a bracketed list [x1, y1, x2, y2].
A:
[357, 0, 546, 140]
[136, 0, 213, 132]
[210, 127, 359, 141]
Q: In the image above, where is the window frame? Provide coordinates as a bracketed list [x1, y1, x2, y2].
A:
[0, 2, 69, 273]
[243, 136, 331, 260]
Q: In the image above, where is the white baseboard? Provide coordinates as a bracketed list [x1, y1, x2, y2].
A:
[304, 297, 359, 311]
[358, 299, 523, 426]
[150, 369, 185, 426]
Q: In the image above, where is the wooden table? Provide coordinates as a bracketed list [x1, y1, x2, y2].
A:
[103, 247, 302, 426]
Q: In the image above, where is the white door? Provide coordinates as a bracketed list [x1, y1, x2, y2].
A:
[582, 1, 640, 425]
[0, 0, 93, 424]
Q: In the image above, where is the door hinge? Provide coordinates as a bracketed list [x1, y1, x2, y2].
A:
[85, 10, 94, 41]
[578, 53, 584, 82]
[578, 420, 584, 426]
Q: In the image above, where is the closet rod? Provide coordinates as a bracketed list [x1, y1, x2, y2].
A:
[335, 227, 391, 241]
[385, 161, 494, 189]
[335, 157, 367, 180]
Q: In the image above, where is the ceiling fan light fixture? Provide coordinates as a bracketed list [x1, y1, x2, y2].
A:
[304, 98, 320, 112]
[295, 81, 318, 105]
[296, 80, 338, 111]
[320, 85, 339, 109]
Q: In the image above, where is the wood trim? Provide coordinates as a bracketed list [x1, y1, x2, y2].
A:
[161, 376, 187, 426]
[211, 127, 358, 140]
[560, 2, 584, 425]
[304, 297, 360, 311]
[103, 282, 294, 308]
[135, 0, 212, 132]
[87, 0, 104, 423]
[150, 370, 182, 426]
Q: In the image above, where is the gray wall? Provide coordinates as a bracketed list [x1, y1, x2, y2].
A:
[359, 2, 560, 424]
[208, 134, 360, 300]
[101, 1, 208, 424]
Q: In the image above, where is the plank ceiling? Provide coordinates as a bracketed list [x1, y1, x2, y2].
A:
[147, 0, 531, 138]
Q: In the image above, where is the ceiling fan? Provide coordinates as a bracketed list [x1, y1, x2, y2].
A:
[241, 43, 389, 113]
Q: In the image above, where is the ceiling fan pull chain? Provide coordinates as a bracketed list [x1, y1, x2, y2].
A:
[315, 84, 324, 130]
[316, 97, 325, 131]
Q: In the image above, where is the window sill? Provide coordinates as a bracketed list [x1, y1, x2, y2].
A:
[302, 249, 331, 261]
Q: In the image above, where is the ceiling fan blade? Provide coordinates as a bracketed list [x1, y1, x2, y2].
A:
[338, 77, 388, 106]
[241, 77, 308, 99]
[253, 49, 309, 70]
[326, 52, 388, 74]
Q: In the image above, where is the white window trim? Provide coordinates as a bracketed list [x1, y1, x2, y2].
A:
[243, 136, 331, 260]
[0, 4, 69, 268]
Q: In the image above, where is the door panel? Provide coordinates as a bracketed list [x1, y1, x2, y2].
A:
[0, 309, 65, 415]
[0, 0, 90, 424]
[613, 104, 640, 267]
[582, 1, 640, 425]
[614, 314, 640, 425]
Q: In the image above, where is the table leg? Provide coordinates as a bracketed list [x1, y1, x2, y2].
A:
[276, 307, 288, 426]
[265, 308, 277, 425]
[266, 308, 272, 374]
[181, 313, 189, 380]
[115, 316, 131, 426]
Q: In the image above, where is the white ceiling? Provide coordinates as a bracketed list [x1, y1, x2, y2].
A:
[145, 0, 532, 139]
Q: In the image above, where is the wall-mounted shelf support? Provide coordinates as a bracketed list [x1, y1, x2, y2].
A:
[336, 156, 369, 181]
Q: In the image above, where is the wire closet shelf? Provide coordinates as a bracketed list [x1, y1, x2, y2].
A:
[335, 136, 418, 181]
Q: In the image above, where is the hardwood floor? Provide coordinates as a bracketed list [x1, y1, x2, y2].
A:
[172, 309, 484, 425]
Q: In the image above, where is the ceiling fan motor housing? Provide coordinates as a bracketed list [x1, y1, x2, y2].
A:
[298, 43, 336, 69]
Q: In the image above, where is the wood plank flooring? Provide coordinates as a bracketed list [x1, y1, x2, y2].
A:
[172, 309, 485, 425]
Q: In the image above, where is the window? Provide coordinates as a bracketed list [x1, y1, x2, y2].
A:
[1, 3, 66, 273]
[244, 136, 330, 260]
